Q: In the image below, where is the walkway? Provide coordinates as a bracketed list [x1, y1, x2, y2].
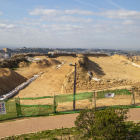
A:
[0, 108, 140, 138]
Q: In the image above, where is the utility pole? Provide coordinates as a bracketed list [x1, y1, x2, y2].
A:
[73, 63, 76, 111]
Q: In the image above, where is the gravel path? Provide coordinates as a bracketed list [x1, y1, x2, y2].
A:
[0, 109, 140, 139]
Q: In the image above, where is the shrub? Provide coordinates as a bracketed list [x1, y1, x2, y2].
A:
[75, 107, 140, 139]
[0, 61, 9, 68]
[0, 57, 28, 68]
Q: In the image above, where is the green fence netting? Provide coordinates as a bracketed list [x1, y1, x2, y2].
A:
[97, 89, 132, 99]
[0, 99, 17, 121]
[0, 90, 134, 121]
[0, 96, 54, 121]
[18, 104, 54, 117]
[20, 96, 53, 100]
[17, 96, 54, 118]
[58, 105, 140, 114]
[55, 92, 93, 106]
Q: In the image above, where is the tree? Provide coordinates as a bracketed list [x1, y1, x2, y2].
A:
[75, 106, 140, 139]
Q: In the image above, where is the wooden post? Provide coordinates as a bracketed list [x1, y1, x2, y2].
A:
[61, 127, 63, 140]
[94, 90, 96, 109]
[54, 94, 56, 114]
[132, 88, 135, 105]
[15, 97, 18, 117]
[68, 129, 70, 140]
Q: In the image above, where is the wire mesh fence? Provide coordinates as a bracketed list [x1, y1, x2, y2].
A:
[0, 87, 139, 121]
[95, 88, 134, 109]
[0, 96, 54, 121]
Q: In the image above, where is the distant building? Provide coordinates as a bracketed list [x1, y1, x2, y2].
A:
[0, 50, 5, 53]
[4, 53, 9, 58]
[3, 48, 11, 52]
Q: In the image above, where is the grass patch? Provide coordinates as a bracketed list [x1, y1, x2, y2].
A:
[1, 121, 140, 140]
[10, 67, 18, 70]
[97, 89, 131, 99]
[27, 62, 32, 65]
[1, 127, 80, 140]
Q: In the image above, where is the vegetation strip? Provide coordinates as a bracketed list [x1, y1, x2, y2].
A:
[1, 107, 140, 140]
[20, 96, 53, 100]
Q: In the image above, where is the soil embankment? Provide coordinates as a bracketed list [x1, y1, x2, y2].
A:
[0, 68, 27, 96]
[13, 55, 140, 106]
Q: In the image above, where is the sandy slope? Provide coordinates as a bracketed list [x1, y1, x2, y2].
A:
[0, 68, 27, 96]
[15, 55, 140, 97]
[15, 56, 76, 98]
[88, 55, 140, 81]
[14, 55, 140, 107]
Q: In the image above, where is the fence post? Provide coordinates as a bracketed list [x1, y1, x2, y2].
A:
[132, 88, 135, 105]
[15, 97, 18, 118]
[15, 97, 22, 118]
[61, 127, 63, 140]
[54, 94, 56, 114]
[94, 90, 96, 109]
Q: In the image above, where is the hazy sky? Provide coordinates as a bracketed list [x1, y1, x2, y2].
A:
[0, 0, 140, 50]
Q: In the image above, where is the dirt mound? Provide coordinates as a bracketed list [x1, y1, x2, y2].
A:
[77, 55, 89, 71]
[30, 59, 51, 68]
[77, 54, 85, 58]
[48, 58, 61, 65]
[18, 61, 29, 68]
[0, 68, 27, 96]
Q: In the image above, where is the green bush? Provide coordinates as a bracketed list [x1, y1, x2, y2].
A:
[75, 107, 140, 139]
[0, 61, 9, 68]
[0, 57, 27, 68]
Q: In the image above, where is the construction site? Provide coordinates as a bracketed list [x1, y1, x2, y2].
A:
[0, 53, 140, 112]
[1, 53, 140, 139]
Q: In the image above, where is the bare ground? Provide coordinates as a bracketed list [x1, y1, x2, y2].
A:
[14, 56, 140, 107]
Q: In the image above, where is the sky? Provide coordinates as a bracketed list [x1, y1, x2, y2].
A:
[0, 0, 140, 50]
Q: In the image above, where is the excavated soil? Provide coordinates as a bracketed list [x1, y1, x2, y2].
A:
[30, 59, 52, 69]
[47, 58, 61, 65]
[14, 55, 140, 108]
[18, 61, 29, 68]
[0, 68, 27, 96]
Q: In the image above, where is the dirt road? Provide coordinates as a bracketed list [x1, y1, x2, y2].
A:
[0, 108, 140, 139]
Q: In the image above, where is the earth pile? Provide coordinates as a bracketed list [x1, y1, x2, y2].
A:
[77, 54, 89, 72]
[0, 68, 27, 96]
[18, 61, 29, 68]
[30, 59, 52, 68]
[62, 55, 132, 93]
[48, 58, 61, 65]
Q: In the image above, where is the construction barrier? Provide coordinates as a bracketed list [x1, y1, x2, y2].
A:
[0, 92, 93, 121]
[0, 96, 54, 121]
[0, 89, 137, 121]
[96, 89, 132, 99]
